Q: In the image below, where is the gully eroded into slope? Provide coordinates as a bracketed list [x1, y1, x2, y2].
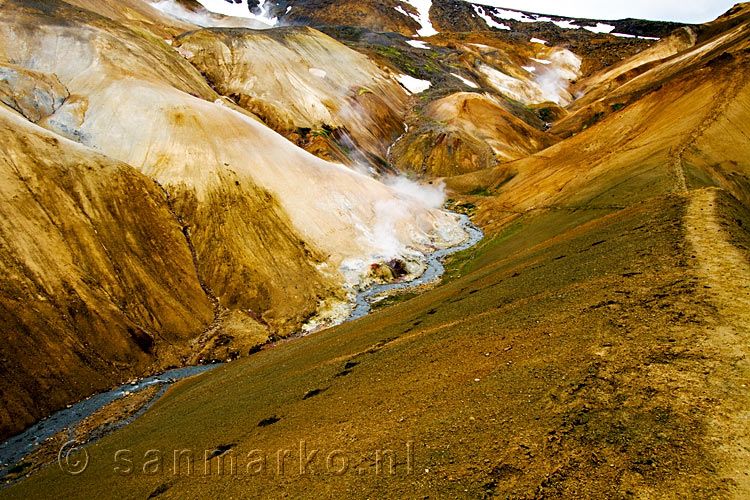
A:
[0, 210, 482, 485]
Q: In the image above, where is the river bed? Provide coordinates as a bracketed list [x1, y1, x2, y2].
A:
[349, 213, 484, 320]
[0, 365, 216, 480]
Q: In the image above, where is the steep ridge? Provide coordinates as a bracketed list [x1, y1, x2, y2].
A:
[446, 25, 750, 232]
[429, 0, 687, 39]
[205, 0, 686, 39]
[324, 31, 582, 177]
[62, 0, 273, 34]
[210, 0, 424, 36]
[391, 91, 557, 176]
[0, 105, 214, 441]
[553, 11, 750, 137]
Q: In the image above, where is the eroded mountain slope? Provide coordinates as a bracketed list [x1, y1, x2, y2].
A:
[0, 0, 466, 441]
[0, 0, 465, 334]
[1, 2, 749, 496]
[0, 105, 214, 440]
[174, 26, 409, 166]
[446, 31, 750, 232]
[8, 186, 749, 498]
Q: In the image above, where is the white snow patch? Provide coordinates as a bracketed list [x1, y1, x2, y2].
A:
[395, 5, 411, 17]
[472, 5, 589, 30]
[639, 36, 661, 40]
[151, 0, 239, 27]
[612, 32, 636, 38]
[469, 43, 494, 51]
[478, 64, 542, 103]
[530, 57, 552, 65]
[584, 22, 615, 34]
[451, 73, 479, 88]
[485, 7, 538, 23]
[473, 5, 511, 30]
[396, 74, 432, 94]
[530, 37, 547, 45]
[522, 66, 536, 73]
[194, 0, 278, 26]
[552, 19, 580, 29]
[405, 0, 439, 37]
[406, 40, 431, 49]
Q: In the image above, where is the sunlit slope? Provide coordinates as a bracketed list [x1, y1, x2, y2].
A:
[446, 27, 750, 232]
[0, 0, 464, 336]
[552, 6, 750, 137]
[174, 26, 409, 165]
[391, 92, 558, 177]
[0, 0, 465, 440]
[0, 105, 214, 441]
[7, 187, 749, 498]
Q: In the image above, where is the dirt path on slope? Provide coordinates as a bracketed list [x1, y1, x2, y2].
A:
[669, 72, 748, 194]
[684, 188, 750, 497]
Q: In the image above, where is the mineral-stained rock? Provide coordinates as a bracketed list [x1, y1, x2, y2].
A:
[0, 63, 69, 122]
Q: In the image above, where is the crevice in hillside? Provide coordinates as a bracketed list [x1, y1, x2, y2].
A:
[152, 180, 226, 354]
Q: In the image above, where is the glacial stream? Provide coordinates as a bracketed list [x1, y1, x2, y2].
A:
[349, 213, 484, 320]
[0, 212, 483, 481]
[0, 365, 216, 481]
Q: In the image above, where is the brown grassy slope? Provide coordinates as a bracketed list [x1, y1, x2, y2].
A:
[0, 106, 214, 441]
[6, 188, 749, 498]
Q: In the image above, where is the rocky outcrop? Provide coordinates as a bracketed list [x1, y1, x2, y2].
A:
[0, 63, 69, 122]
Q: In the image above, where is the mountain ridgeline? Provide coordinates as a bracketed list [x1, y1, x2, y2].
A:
[1, 0, 749, 498]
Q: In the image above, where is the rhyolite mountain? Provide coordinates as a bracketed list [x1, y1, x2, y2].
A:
[1, 0, 749, 498]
